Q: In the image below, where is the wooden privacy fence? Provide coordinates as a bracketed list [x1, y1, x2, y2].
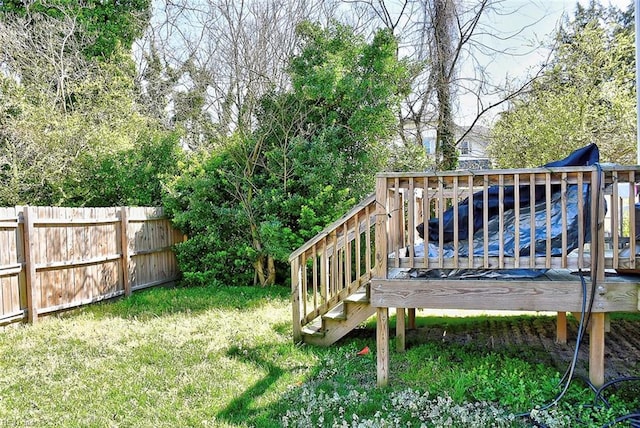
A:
[0, 206, 185, 325]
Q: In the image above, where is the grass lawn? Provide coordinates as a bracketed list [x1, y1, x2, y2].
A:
[0, 285, 638, 427]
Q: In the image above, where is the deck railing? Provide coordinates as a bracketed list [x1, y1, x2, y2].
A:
[371, 165, 640, 388]
[289, 194, 377, 341]
[602, 167, 640, 271]
[290, 165, 640, 342]
[375, 166, 640, 277]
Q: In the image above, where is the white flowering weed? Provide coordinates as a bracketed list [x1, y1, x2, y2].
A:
[280, 344, 531, 427]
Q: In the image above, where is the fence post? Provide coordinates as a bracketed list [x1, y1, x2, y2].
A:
[23, 206, 38, 323]
[120, 207, 131, 297]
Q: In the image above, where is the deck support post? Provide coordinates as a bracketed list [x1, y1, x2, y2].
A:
[375, 176, 390, 387]
[589, 167, 606, 388]
[556, 312, 567, 344]
[589, 312, 605, 387]
[408, 308, 416, 329]
[291, 257, 302, 343]
[377, 307, 389, 386]
[396, 307, 405, 352]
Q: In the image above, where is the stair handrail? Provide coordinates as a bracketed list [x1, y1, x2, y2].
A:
[289, 194, 376, 261]
[290, 193, 377, 342]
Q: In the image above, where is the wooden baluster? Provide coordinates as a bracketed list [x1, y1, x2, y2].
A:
[354, 211, 361, 282]
[468, 175, 474, 268]
[408, 178, 415, 267]
[312, 246, 318, 313]
[560, 173, 568, 268]
[545, 172, 552, 269]
[610, 173, 619, 268]
[320, 237, 328, 304]
[453, 176, 459, 268]
[483, 175, 489, 268]
[529, 173, 536, 268]
[343, 222, 350, 289]
[424, 177, 431, 268]
[301, 251, 308, 322]
[514, 174, 520, 268]
[498, 174, 505, 269]
[438, 177, 445, 269]
[629, 171, 636, 270]
[577, 173, 584, 269]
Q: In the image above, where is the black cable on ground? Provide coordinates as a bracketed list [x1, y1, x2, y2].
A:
[601, 413, 640, 428]
[594, 376, 640, 406]
[594, 377, 640, 428]
[514, 271, 589, 424]
[483, 165, 638, 427]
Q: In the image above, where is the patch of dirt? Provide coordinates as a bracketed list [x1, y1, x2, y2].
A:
[347, 313, 640, 381]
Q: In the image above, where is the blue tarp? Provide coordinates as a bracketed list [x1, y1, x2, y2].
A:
[417, 143, 600, 243]
[412, 144, 600, 278]
[414, 184, 585, 257]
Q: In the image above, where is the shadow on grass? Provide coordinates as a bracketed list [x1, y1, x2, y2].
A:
[215, 336, 380, 427]
[216, 342, 320, 427]
[75, 284, 291, 320]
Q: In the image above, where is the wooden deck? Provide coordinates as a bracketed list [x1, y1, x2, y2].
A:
[372, 270, 639, 313]
[372, 270, 640, 386]
[290, 164, 640, 388]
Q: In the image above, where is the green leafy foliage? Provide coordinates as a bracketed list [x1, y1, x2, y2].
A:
[489, 3, 635, 167]
[162, 150, 257, 287]
[0, 0, 151, 59]
[69, 131, 185, 207]
[0, 41, 178, 207]
[289, 21, 409, 197]
[0, 4, 176, 208]
[164, 21, 409, 287]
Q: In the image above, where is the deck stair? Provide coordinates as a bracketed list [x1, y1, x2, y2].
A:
[300, 286, 374, 346]
[290, 194, 378, 346]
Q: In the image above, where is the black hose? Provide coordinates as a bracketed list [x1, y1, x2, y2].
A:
[514, 165, 640, 427]
[514, 272, 589, 422]
[600, 413, 640, 428]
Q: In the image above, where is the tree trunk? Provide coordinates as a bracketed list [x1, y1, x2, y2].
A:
[267, 255, 276, 286]
[254, 257, 267, 286]
[253, 255, 276, 287]
[433, 0, 458, 171]
[250, 223, 275, 287]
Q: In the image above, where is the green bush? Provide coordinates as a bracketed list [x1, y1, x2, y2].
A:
[66, 131, 185, 207]
[163, 22, 409, 287]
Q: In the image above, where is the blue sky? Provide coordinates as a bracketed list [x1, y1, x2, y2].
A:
[458, 0, 633, 125]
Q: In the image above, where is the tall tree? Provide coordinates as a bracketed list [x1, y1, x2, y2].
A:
[135, 0, 340, 150]
[349, 0, 547, 170]
[488, 2, 635, 167]
[432, 0, 457, 170]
